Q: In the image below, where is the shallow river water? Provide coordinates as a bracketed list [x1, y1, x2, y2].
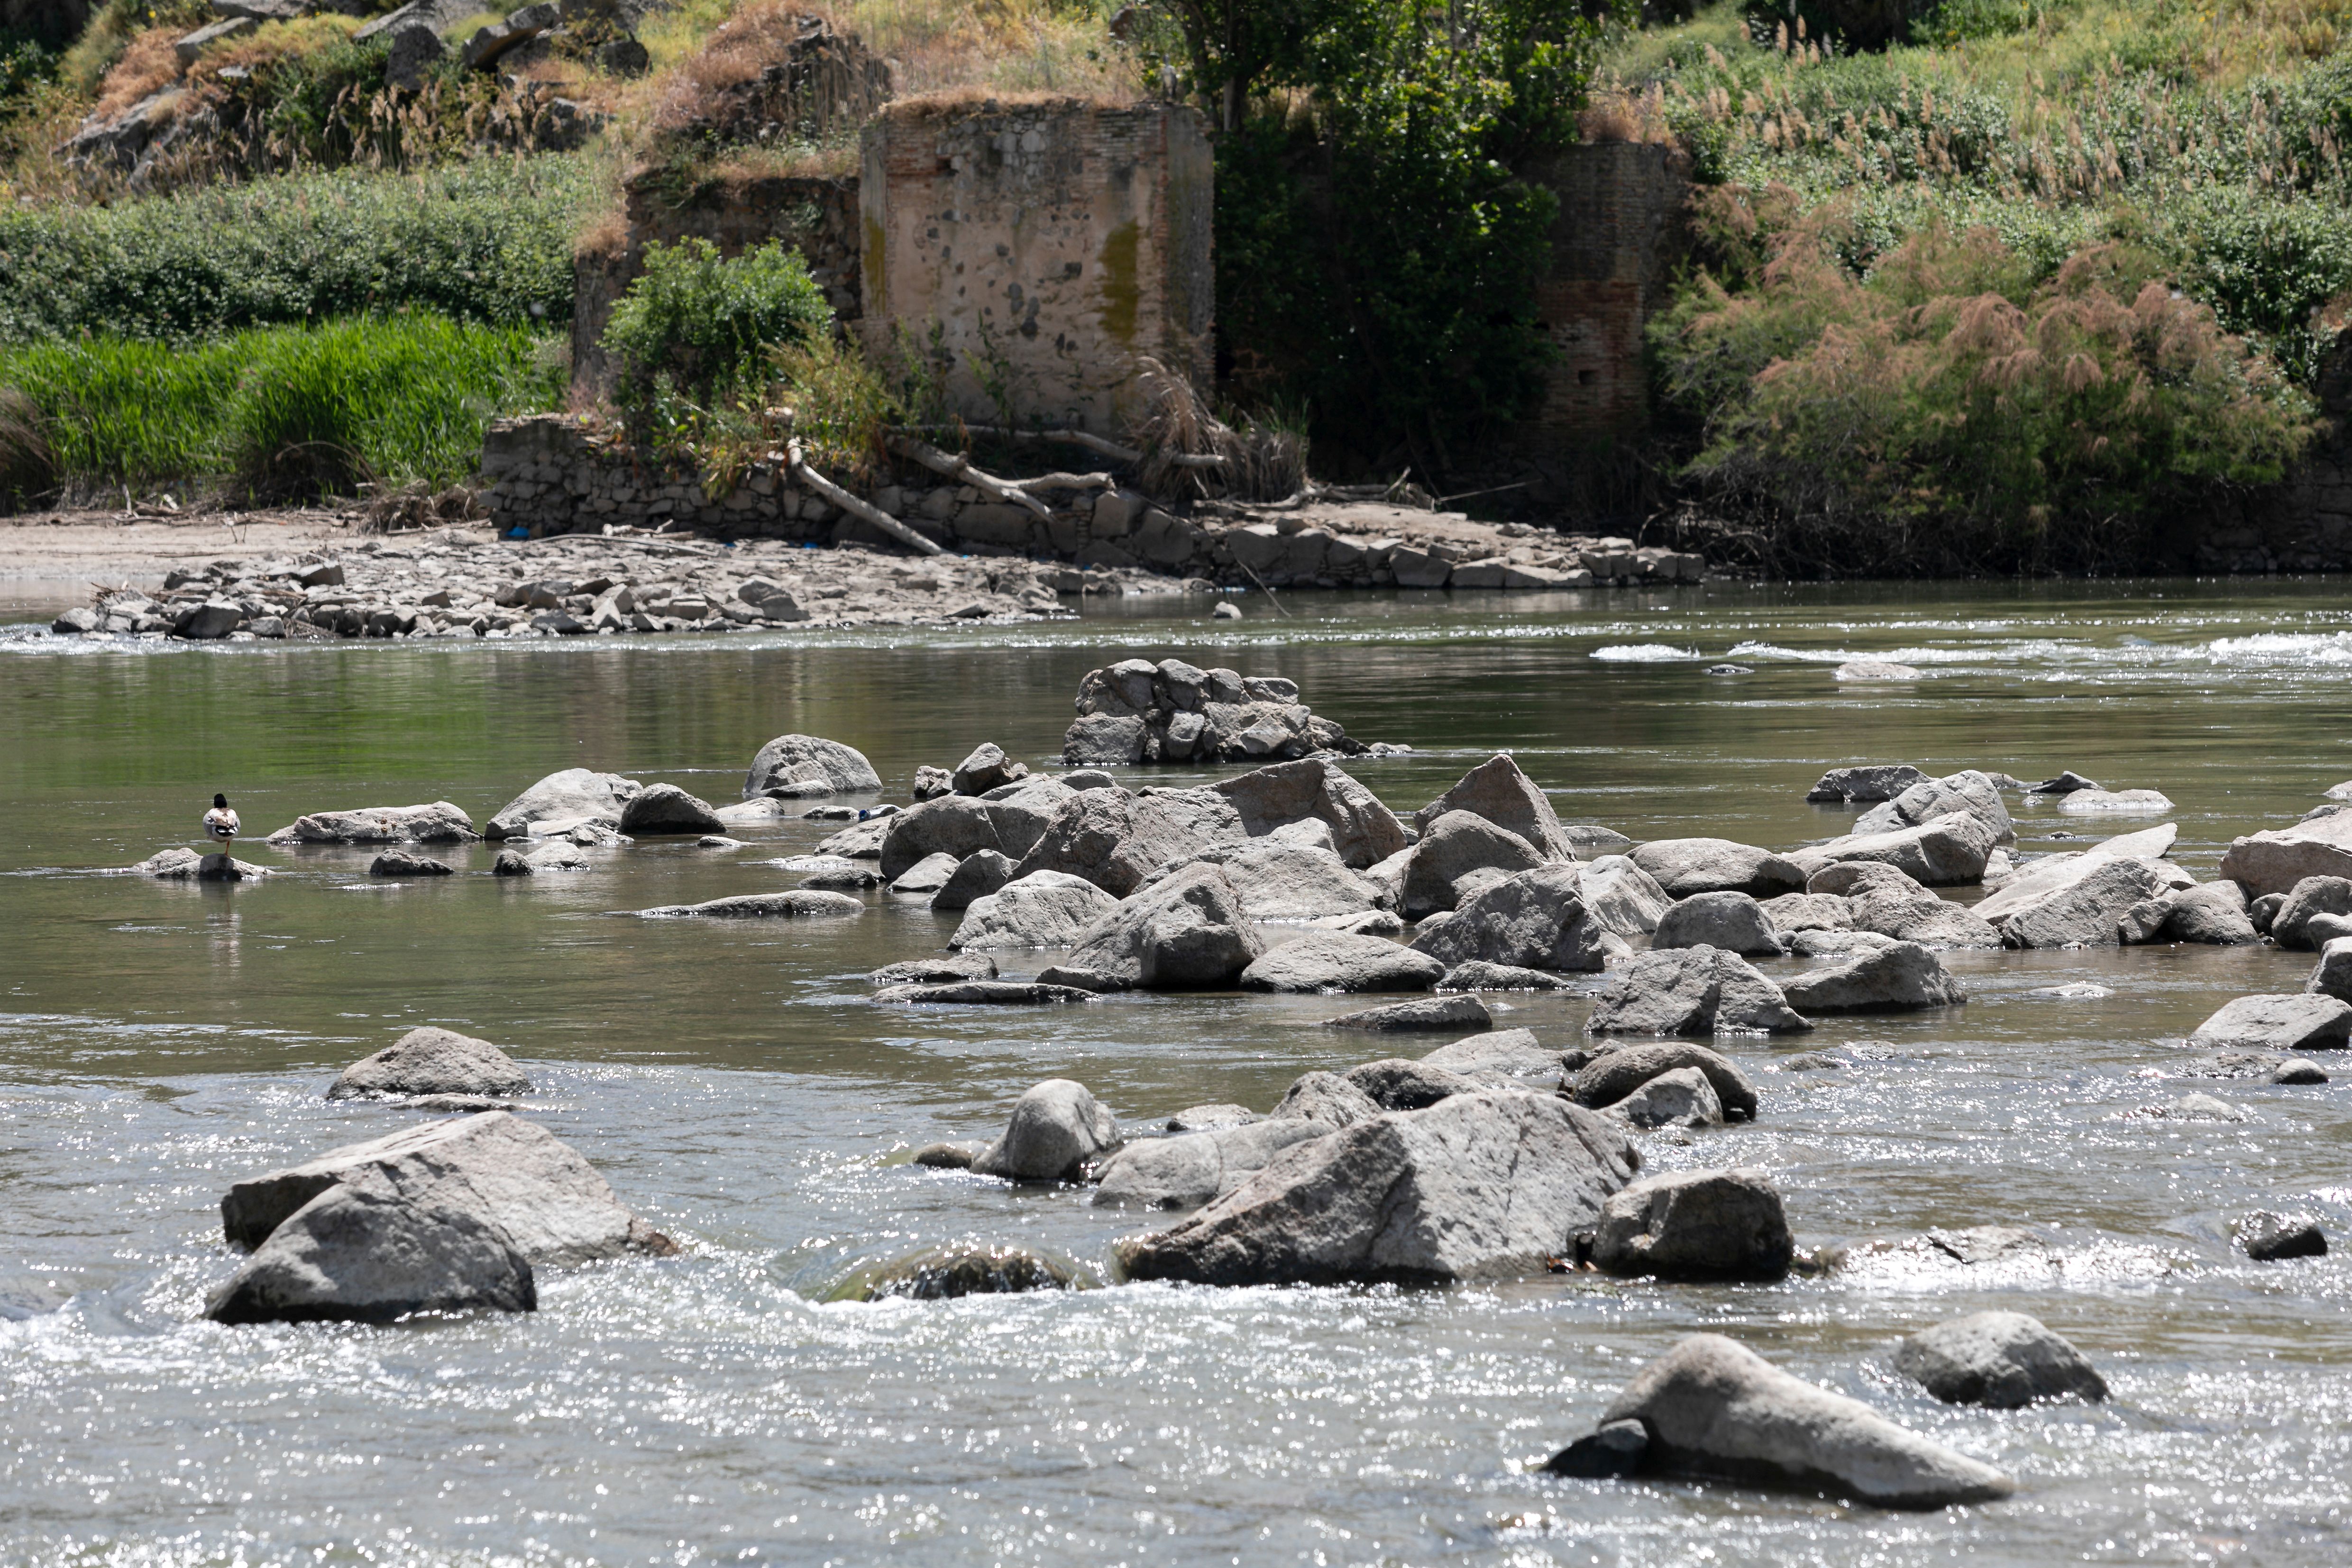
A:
[4, 578, 2352, 1567]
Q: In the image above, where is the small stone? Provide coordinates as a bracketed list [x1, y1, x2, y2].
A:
[2240, 1211, 2326, 1261]
[909, 1142, 985, 1169]
[367, 851, 454, 877]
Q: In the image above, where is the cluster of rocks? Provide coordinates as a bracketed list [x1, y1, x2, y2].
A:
[1060, 659, 1399, 767]
[207, 1025, 672, 1324]
[49, 529, 1074, 642]
[480, 417, 1706, 590]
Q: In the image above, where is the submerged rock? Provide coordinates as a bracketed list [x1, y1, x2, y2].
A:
[1583, 1334, 2016, 1507]
[326, 1026, 530, 1102]
[206, 1183, 535, 1325]
[128, 848, 270, 880]
[970, 1080, 1120, 1182]
[1319, 994, 1493, 1032]
[1590, 1167, 1792, 1279]
[873, 980, 1098, 1004]
[2239, 1211, 2327, 1261]
[368, 851, 454, 877]
[635, 891, 864, 919]
[1893, 1312, 2108, 1408]
[2187, 993, 2352, 1053]
[845, 1244, 1081, 1300]
[1437, 960, 1578, 991]
[1116, 1092, 1638, 1285]
[869, 954, 999, 985]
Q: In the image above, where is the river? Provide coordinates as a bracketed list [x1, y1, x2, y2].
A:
[2, 578, 2348, 1565]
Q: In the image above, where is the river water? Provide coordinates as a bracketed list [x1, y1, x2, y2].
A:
[2, 578, 2349, 1566]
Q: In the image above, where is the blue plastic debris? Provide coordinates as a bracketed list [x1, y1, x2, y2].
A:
[505, 527, 530, 540]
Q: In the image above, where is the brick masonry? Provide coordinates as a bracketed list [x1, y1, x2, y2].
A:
[858, 98, 1215, 433]
[1525, 140, 1691, 443]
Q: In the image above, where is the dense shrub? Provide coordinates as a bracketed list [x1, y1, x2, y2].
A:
[1655, 219, 2317, 573]
[0, 315, 563, 503]
[600, 236, 832, 411]
[0, 158, 595, 342]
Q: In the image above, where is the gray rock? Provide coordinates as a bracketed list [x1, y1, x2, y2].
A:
[1805, 810, 2001, 887]
[848, 1244, 1080, 1300]
[873, 980, 1098, 1005]
[909, 1141, 984, 1168]
[175, 598, 245, 639]
[1167, 1103, 1259, 1132]
[911, 766, 954, 802]
[2000, 856, 2177, 948]
[948, 870, 1121, 949]
[880, 795, 1005, 880]
[491, 849, 534, 877]
[1268, 1071, 1384, 1127]
[970, 1080, 1120, 1181]
[888, 851, 963, 894]
[869, 954, 999, 985]
[2027, 769, 2102, 793]
[743, 733, 881, 798]
[1545, 1419, 1650, 1479]
[1761, 892, 1853, 933]
[971, 777, 1080, 862]
[1400, 810, 1548, 918]
[51, 606, 98, 635]
[1116, 1092, 1638, 1285]
[1592, 1167, 1791, 1278]
[2187, 993, 2352, 1052]
[2240, 1211, 2327, 1261]
[1343, 1057, 1487, 1111]
[931, 849, 1016, 912]
[801, 860, 885, 890]
[1779, 943, 1962, 1014]
[1091, 1119, 1332, 1209]
[617, 784, 726, 837]
[636, 891, 864, 919]
[523, 843, 590, 872]
[951, 742, 1028, 795]
[1319, 994, 1493, 1032]
[1893, 1312, 2108, 1408]
[1577, 855, 1674, 937]
[2249, 892, 2286, 933]
[1587, 947, 1812, 1036]
[2307, 935, 2352, 1003]
[206, 1183, 535, 1325]
[1806, 764, 1929, 803]
[220, 1111, 668, 1265]
[1570, 1041, 1759, 1121]
[1419, 1028, 1569, 1085]
[1652, 891, 1783, 957]
[2218, 811, 2352, 898]
[486, 768, 641, 839]
[1012, 785, 1247, 896]
[1062, 712, 1147, 766]
[1629, 839, 1808, 899]
[1061, 862, 1264, 988]
[327, 1027, 530, 1101]
[1407, 863, 1623, 971]
[2179, 1050, 2327, 1085]
[2154, 881, 2259, 944]
[1239, 931, 1442, 993]
[367, 851, 453, 877]
[1211, 758, 1407, 868]
[1825, 863, 2002, 947]
[267, 801, 478, 846]
[2129, 1092, 2252, 1122]
[1851, 769, 2014, 845]
[1606, 1066, 1724, 1129]
[1437, 961, 1577, 991]
[1789, 928, 1902, 957]
[1033, 964, 1135, 992]
[1146, 839, 1382, 922]
[2059, 787, 2174, 815]
[2272, 875, 2352, 949]
[1411, 754, 1576, 859]
[1595, 1335, 2016, 1506]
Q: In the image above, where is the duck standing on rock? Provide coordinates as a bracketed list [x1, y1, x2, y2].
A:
[203, 793, 239, 851]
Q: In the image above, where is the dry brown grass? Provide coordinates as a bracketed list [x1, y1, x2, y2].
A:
[1577, 83, 1675, 146]
[91, 28, 184, 122]
[880, 86, 1127, 118]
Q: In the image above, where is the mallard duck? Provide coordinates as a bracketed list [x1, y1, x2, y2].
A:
[202, 793, 239, 849]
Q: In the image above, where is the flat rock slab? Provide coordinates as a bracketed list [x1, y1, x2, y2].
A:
[1239, 931, 1443, 993]
[873, 981, 1098, 1004]
[2188, 993, 2352, 1052]
[869, 955, 999, 985]
[636, 891, 865, 919]
[267, 802, 478, 846]
[1318, 994, 1493, 1032]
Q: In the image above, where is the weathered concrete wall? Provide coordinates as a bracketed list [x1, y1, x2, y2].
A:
[571, 171, 862, 401]
[1524, 140, 1691, 443]
[858, 98, 1214, 434]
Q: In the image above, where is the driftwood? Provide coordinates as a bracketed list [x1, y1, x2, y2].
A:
[883, 434, 1052, 520]
[785, 440, 943, 557]
[1011, 471, 1117, 493]
[889, 424, 1228, 469]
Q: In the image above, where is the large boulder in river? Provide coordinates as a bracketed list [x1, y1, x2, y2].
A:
[206, 1183, 536, 1325]
[743, 733, 881, 797]
[2307, 935, 2352, 1002]
[1652, 891, 1782, 957]
[950, 741, 1027, 795]
[220, 1111, 669, 1264]
[1239, 931, 1442, 993]
[2219, 811, 2352, 899]
[1408, 864, 1623, 972]
[617, 784, 726, 837]
[968, 776, 1079, 861]
[1268, 1070, 1384, 1127]
[970, 1079, 1121, 1181]
[1779, 942, 1962, 1013]
[1893, 1312, 2108, 1408]
[326, 1027, 530, 1101]
[2271, 875, 2352, 949]
[931, 848, 1015, 912]
[486, 769, 641, 839]
[1401, 810, 1548, 918]
[1818, 862, 2001, 947]
[2120, 880, 2259, 946]
[2000, 856, 2180, 948]
[1803, 810, 2000, 887]
[1411, 754, 1575, 860]
[1141, 839, 1382, 922]
[1062, 862, 1264, 988]
[1591, 1167, 1793, 1280]
[1092, 1118, 1332, 1209]
[1629, 838, 1807, 899]
[1012, 785, 1247, 896]
[1578, 855, 1674, 937]
[1587, 947, 1811, 1035]
[2187, 993, 2352, 1053]
[1211, 757, 1407, 868]
[1063, 658, 1352, 764]
[1116, 1092, 1639, 1285]
[1569, 1041, 1758, 1120]
[1586, 1334, 2017, 1507]
[949, 869, 1120, 949]
[1851, 768, 2014, 845]
[1806, 764, 1928, 803]
[266, 802, 479, 846]
[880, 794, 1005, 880]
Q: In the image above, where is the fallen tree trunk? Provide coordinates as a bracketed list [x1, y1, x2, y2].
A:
[888, 424, 1228, 469]
[883, 435, 1052, 520]
[785, 441, 943, 557]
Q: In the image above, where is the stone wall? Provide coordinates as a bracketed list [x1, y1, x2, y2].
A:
[858, 98, 1215, 434]
[1524, 140, 1691, 444]
[572, 170, 863, 401]
[477, 414, 1702, 589]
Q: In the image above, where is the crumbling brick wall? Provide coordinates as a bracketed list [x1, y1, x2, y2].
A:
[1525, 140, 1691, 443]
[858, 97, 1215, 435]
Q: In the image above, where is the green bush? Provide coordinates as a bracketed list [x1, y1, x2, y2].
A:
[0, 158, 595, 343]
[1654, 219, 2316, 573]
[599, 237, 832, 413]
[0, 314, 564, 504]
